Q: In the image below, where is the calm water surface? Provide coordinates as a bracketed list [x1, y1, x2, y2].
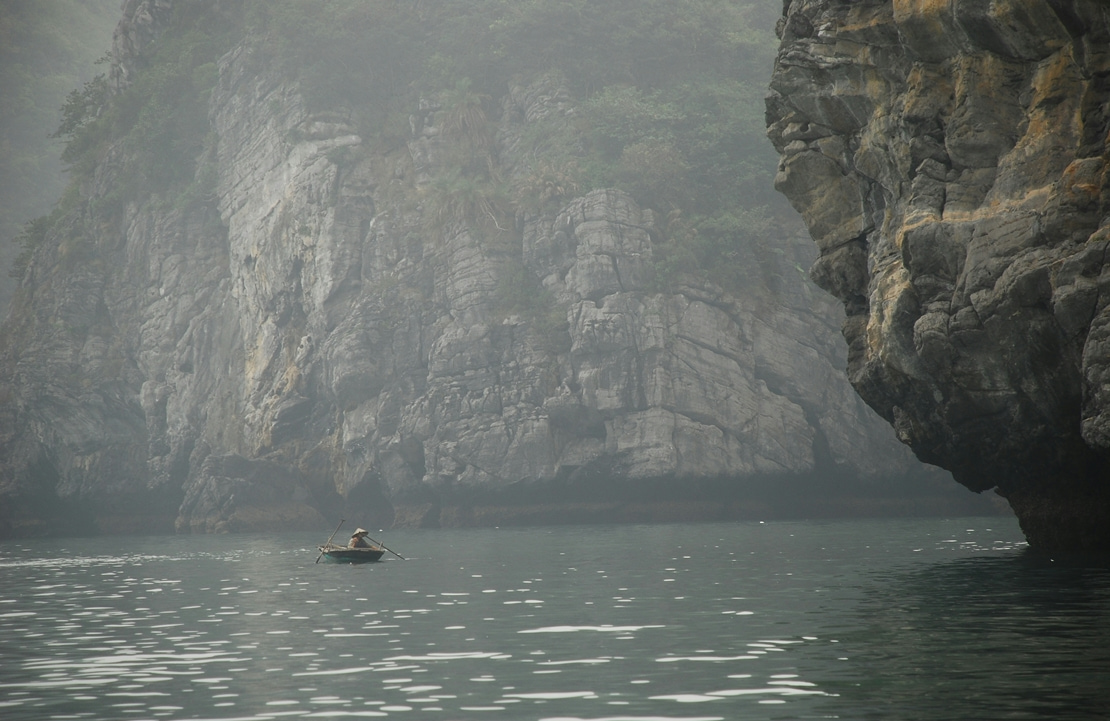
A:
[1, 517, 1108, 720]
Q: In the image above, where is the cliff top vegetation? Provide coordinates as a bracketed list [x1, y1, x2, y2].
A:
[40, 0, 789, 294]
[0, 0, 118, 306]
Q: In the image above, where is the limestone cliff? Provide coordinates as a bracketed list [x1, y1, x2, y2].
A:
[0, 0, 986, 537]
[767, 0, 1110, 552]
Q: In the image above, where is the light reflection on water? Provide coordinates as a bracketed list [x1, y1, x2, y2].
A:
[0, 518, 1106, 720]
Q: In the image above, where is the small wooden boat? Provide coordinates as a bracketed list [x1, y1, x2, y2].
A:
[315, 521, 402, 564]
[317, 544, 385, 563]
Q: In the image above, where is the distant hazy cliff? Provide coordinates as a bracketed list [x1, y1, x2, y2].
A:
[767, 0, 1110, 552]
[0, 0, 981, 537]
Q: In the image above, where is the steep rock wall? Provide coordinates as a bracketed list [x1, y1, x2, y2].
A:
[0, 2, 987, 537]
[767, 0, 1110, 552]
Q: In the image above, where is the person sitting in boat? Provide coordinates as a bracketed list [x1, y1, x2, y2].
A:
[348, 528, 373, 549]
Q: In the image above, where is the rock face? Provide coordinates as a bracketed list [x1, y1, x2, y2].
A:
[767, 0, 1110, 552]
[0, 1, 987, 538]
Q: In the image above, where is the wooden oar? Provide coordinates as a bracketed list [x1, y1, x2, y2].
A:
[365, 533, 405, 560]
[315, 519, 345, 564]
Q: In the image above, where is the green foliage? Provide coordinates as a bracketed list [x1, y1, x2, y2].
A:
[29, 0, 789, 301]
[579, 79, 779, 212]
[244, 0, 789, 295]
[423, 167, 510, 234]
[615, 141, 690, 212]
[325, 145, 354, 167]
[512, 158, 581, 215]
[440, 78, 492, 152]
[652, 207, 778, 291]
[171, 142, 219, 213]
[469, 0, 778, 96]
[433, 77, 501, 204]
[57, 3, 242, 210]
[10, 215, 53, 279]
[114, 15, 238, 196]
[582, 86, 683, 154]
[0, 0, 118, 298]
[649, 241, 701, 293]
[54, 70, 110, 149]
[473, 1, 782, 293]
[244, 0, 428, 144]
[496, 259, 570, 354]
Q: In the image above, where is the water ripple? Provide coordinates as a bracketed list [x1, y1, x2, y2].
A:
[3, 519, 1101, 721]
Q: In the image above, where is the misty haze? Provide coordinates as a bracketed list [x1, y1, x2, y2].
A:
[1, 1, 1108, 719]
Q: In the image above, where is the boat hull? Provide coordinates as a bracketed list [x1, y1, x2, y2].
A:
[318, 547, 385, 563]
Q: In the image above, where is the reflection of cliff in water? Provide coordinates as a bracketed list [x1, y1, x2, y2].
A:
[843, 554, 1110, 720]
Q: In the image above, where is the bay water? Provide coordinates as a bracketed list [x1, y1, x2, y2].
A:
[1, 517, 1107, 720]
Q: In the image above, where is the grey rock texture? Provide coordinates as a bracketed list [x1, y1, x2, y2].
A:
[0, 1, 987, 537]
[767, 0, 1110, 552]
[108, 0, 172, 93]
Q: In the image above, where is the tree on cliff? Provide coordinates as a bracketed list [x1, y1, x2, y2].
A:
[0, 0, 118, 311]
